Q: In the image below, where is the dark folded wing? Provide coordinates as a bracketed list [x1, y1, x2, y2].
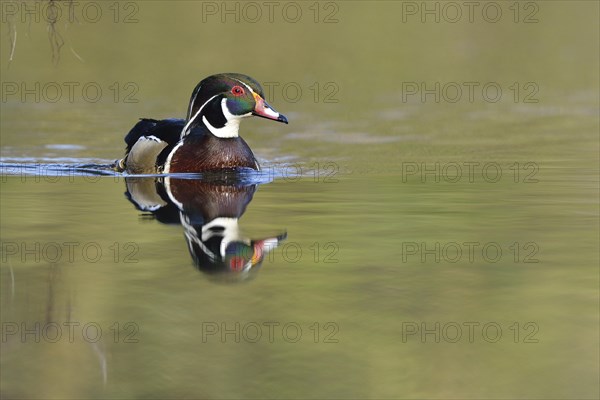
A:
[124, 118, 185, 154]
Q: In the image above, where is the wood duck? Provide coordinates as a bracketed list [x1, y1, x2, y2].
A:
[124, 176, 286, 280]
[115, 73, 288, 174]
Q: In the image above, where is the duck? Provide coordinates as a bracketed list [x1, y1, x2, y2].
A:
[123, 176, 287, 279]
[115, 73, 288, 174]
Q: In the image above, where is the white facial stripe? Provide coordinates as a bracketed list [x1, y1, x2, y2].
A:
[202, 98, 251, 138]
[230, 77, 281, 122]
[222, 98, 252, 136]
[183, 80, 258, 139]
[182, 94, 219, 137]
[222, 98, 252, 121]
[202, 217, 244, 258]
[230, 77, 255, 96]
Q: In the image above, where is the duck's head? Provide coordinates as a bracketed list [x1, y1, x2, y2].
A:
[183, 73, 288, 138]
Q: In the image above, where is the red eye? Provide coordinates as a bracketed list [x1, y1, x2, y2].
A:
[230, 256, 244, 271]
[231, 86, 245, 96]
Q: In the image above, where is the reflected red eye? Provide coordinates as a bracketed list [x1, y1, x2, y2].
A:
[230, 256, 244, 271]
[231, 86, 245, 96]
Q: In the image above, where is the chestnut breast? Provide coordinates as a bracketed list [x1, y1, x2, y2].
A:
[168, 134, 259, 173]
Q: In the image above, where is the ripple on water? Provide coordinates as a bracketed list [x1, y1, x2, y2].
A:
[44, 144, 86, 150]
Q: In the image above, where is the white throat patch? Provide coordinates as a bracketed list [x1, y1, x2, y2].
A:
[202, 217, 245, 258]
[203, 98, 251, 139]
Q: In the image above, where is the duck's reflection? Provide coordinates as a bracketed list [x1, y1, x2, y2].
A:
[124, 176, 286, 280]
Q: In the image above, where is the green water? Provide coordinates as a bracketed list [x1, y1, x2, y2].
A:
[1, 1, 598, 399]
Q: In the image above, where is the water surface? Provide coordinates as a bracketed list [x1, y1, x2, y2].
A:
[1, 1, 598, 398]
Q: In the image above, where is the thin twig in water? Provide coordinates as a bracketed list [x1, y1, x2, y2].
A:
[6, 16, 17, 68]
[46, 1, 64, 65]
[65, 16, 85, 63]
[5, 0, 83, 65]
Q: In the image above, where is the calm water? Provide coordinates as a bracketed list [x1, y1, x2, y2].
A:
[1, 1, 599, 399]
